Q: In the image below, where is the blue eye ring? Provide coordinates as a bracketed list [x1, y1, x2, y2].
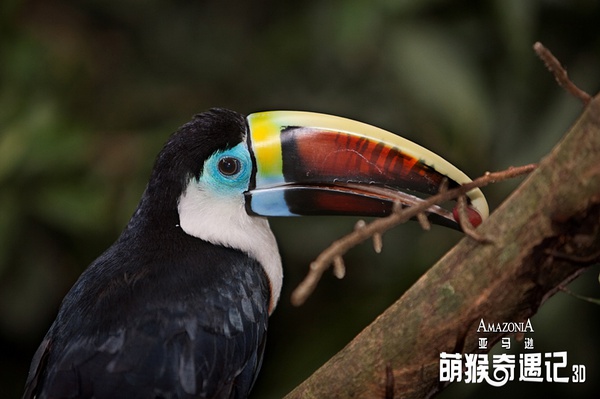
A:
[200, 143, 252, 195]
[218, 156, 242, 177]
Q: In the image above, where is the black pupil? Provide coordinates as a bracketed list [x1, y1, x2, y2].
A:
[218, 157, 240, 176]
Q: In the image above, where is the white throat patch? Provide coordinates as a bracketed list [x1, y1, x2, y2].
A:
[177, 179, 283, 312]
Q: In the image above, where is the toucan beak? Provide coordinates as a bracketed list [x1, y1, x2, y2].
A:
[244, 111, 488, 230]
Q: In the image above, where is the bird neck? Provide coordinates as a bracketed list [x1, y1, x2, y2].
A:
[118, 180, 283, 313]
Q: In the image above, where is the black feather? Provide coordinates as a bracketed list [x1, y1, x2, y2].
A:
[24, 109, 270, 399]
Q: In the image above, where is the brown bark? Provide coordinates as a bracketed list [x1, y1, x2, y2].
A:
[284, 93, 600, 399]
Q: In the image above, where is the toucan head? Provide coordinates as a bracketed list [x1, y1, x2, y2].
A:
[145, 108, 488, 309]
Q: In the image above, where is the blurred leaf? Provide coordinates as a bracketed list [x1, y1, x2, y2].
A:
[0, 194, 18, 275]
[389, 24, 492, 145]
[492, 0, 538, 74]
[32, 179, 110, 234]
[379, 0, 449, 14]
[1, 103, 85, 179]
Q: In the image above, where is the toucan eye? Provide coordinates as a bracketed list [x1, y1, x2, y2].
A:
[218, 157, 241, 176]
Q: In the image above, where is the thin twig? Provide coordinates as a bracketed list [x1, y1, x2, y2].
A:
[372, 233, 383, 254]
[332, 256, 346, 279]
[558, 286, 600, 306]
[416, 213, 431, 231]
[545, 248, 600, 265]
[533, 42, 591, 105]
[290, 164, 537, 306]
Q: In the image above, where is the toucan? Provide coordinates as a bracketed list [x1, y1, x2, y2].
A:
[23, 108, 488, 399]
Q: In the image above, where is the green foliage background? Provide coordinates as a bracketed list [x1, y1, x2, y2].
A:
[1, 0, 599, 398]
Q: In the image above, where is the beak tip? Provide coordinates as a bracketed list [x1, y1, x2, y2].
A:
[452, 205, 484, 229]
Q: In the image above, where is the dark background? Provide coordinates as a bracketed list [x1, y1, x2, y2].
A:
[1, 1, 599, 398]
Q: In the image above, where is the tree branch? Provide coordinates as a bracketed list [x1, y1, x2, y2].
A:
[284, 92, 600, 398]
